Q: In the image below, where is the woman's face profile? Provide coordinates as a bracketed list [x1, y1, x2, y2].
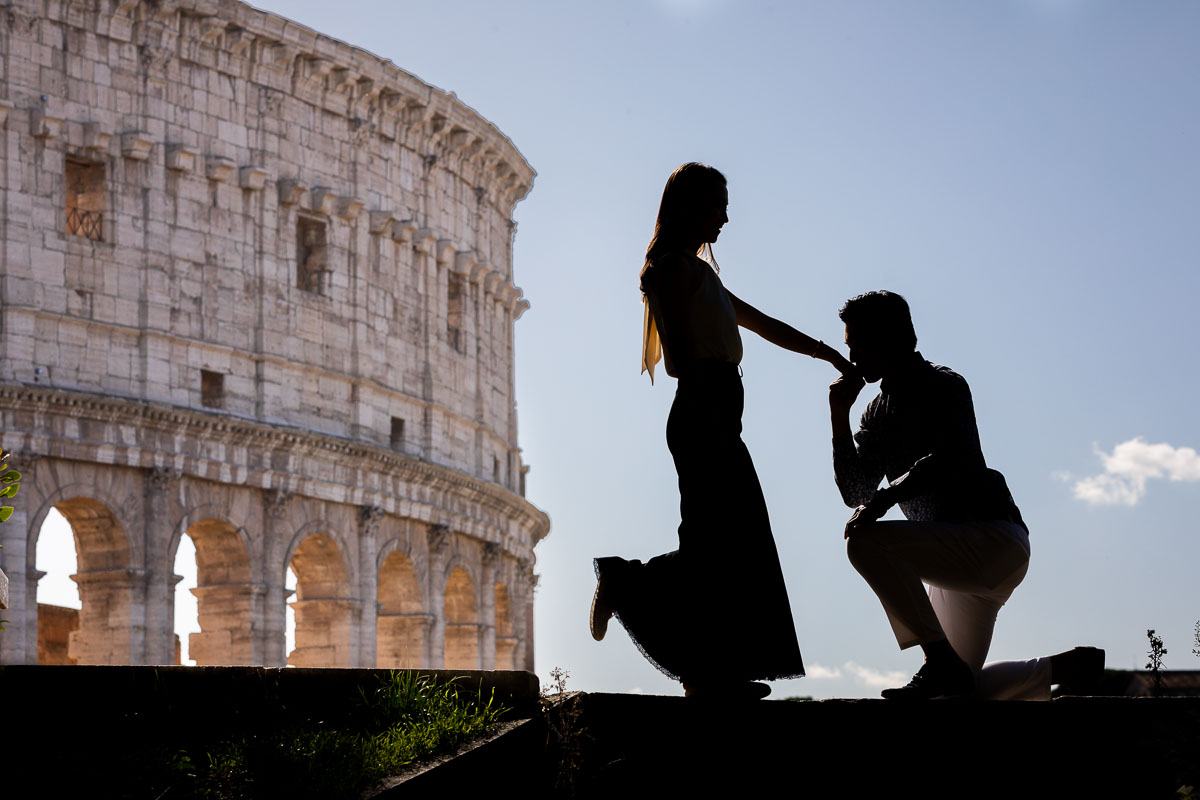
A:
[696, 185, 729, 245]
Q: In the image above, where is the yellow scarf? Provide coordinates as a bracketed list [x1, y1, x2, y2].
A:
[640, 296, 661, 384]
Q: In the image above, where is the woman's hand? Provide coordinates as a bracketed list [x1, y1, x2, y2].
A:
[828, 349, 858, 378]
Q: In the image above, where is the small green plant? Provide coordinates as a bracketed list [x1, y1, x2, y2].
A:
[0, 448, 21, 523]
[541, 667, 587, 795]
[547, 665, 570, 695]
[1147, 628, 1168, 697]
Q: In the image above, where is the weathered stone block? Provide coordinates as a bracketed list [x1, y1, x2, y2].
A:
[120, 130, 153, 160]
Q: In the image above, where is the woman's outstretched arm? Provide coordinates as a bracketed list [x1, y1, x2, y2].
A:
[728, 291, 855, 375]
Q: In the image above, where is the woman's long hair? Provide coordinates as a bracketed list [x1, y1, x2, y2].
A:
[640, 163, 726, 295]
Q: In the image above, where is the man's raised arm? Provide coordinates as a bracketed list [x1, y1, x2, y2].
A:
[829, 374, 882, 508]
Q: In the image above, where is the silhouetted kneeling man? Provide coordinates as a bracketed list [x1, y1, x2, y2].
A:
[830, 291, 1100, 699]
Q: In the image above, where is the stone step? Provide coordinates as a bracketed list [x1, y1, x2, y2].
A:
[536, 692, 1200, 797]
[394, 691, 1200, 797]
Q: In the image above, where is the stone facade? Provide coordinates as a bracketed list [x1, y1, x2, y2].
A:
[0, 0, 547, 668]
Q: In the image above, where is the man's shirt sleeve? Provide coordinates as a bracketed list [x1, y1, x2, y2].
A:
[832, 405, 885, 508]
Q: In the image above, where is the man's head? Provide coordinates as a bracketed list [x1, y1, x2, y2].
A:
[838, 290, 917, 383]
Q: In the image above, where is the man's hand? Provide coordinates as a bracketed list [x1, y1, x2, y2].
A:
[829, 374, 865, 413]
[844, 496, 888, 538]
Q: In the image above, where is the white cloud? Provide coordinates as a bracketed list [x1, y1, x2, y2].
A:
[843, 661, 909, 690]
[805, 663, 843, 680]
[1071, 437, 1200, 506]
[805, 661, 910, 688]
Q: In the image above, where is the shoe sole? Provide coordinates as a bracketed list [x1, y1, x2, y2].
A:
[589, 581, 609, 641]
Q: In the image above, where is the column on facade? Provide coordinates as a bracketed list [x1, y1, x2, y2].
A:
[258, 488, 290, 666]
[355, 504, 384, 668]
[425, 523, 449, 668]
[481, 268, 504, 485]
[455, 250, 484, 480]
[143, 467, 180, 664]
[0, 497, 33, 664]
[414, 230, 438, 461]
[0, 453, 39, 664]
[519, 560, 538, 672]
[507, 288, 528, 494]
[479, 542, 499, 670]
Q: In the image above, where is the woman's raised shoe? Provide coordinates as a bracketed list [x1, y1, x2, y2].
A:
[590, 557, 625, 641]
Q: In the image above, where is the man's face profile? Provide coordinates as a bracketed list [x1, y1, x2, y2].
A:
[845, 322, 887, 384]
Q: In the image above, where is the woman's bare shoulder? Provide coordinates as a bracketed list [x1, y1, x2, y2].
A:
[646, 251, 704, 281]
[645, 252, 705, 299]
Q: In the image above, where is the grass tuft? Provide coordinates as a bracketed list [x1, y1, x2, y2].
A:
[151, 671, 507, 800]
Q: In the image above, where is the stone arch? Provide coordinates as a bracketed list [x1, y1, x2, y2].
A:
[283, 519, 355, 583]
[26, 481, 137, 574]
[178, 515, 256, 666]
[168, 502, 257, 578]
[493, 581, 516, 670]
[443, 564, 480, 670]
[18, 467, 149, 667]
[376, 547, 429, 668]
[43, 493, 135, 665]
[286, 532, 354, 667]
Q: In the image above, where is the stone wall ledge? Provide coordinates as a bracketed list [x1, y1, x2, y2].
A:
[0, 384, 550, 546]
[0, 663, 541, 723]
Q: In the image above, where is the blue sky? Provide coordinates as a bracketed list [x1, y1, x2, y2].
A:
[36, 0, 1200, 697]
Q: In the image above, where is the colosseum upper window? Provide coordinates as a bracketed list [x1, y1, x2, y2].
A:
[447, 274, 466, 353]
[65, 158, 105, 241]
[296, 216, 329, 295]
[390, 417, 406, 452]
[200, 370, 224, 409]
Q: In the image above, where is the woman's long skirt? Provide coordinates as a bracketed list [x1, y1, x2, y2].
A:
[600, 361, 804, 684]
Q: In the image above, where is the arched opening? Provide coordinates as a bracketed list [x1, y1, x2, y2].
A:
[443, 566, 479, 670]
[35, 507, 80, 664]
[287, 533, 352, 667]
[50, 497, 134, 664]
[376, 551, 427, 668]
[494, 583, 517, 670]
[173, 534, 196, 664]
[181, 519, 254, 666]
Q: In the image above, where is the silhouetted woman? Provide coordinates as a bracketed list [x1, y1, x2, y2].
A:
[590, 163, 855, 698]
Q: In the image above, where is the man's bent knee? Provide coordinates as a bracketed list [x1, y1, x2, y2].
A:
[845, 521, 890, 573]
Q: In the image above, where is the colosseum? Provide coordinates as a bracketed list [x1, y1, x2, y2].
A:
[0, 0, 548, 670]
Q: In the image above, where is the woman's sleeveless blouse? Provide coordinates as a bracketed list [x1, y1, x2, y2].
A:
[642, 254, 742, 381]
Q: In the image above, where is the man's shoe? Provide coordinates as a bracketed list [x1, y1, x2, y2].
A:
[1056, 646, 1106, 695]
[589, 557, 623, 641]
[881, 657, 975, 700]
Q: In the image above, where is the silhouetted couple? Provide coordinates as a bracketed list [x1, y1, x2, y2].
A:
[590, 163, 1101, 700]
